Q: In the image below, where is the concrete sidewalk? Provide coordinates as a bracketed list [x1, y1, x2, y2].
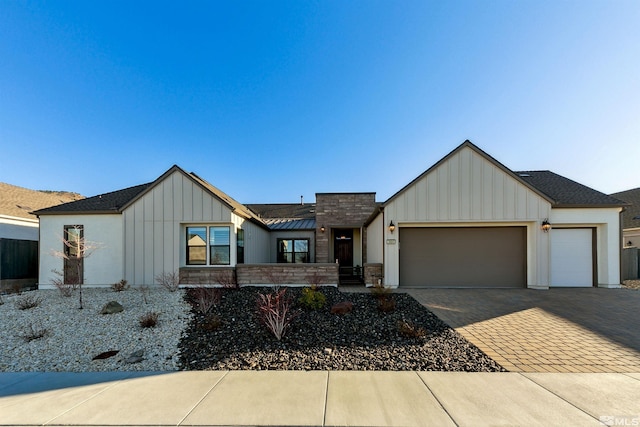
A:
[1, 371, 639, 426]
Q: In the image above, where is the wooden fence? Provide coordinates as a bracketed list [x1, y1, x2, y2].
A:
[622, 247, 639, 280]
[0, 238, 38, 291]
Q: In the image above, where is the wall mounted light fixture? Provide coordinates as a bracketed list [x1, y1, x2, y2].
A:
[320, 225, 325, 233]
[389, 221, 396, 233]
[541, 219, 551, 233]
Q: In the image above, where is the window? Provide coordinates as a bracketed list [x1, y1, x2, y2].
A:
[209, 226, 230, 265]
[186, 226, 230, 265]
[277, 238, 309, 263]
[237, 229, 245, 264]
[64, 225, 83, 258]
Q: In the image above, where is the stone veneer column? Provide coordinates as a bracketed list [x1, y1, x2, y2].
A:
[314, 193, 377, 264]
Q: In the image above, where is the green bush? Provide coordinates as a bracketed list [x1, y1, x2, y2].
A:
[298, 287, 326, 310]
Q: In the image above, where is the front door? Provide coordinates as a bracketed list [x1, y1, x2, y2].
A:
[334, 229, 353, 267]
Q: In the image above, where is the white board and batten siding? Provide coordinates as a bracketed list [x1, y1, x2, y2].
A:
[123, 170, 269, 285]
[380, 146, 552, 288]
[38, 214, 124, 288]
[232, 214, 271, 264]
[366, 213, 384, 264]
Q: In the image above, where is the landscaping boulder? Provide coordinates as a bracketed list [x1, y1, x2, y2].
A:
[124, 349, 144, 364]
[331, 301, 353, 315]
[100, 301, 124, 314]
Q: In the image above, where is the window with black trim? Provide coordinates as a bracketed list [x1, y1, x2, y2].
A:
[186, 226, 230, 265]
[237, 229, 245, 264]
[277, 238, 309, 263]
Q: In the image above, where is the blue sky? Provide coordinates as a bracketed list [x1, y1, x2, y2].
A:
[1, 1, 639, 203]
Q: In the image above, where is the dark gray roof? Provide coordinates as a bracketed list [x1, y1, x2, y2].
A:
[247, 203, 317, 220]
[263, 218, 316, 230]
[515, 171, 627, 207]
[611, 187, 640, 229]
[33, 183, 152, 215]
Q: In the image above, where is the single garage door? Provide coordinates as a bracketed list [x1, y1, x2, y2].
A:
[399, 227, 526, 288]
[550, 228, 594, 287]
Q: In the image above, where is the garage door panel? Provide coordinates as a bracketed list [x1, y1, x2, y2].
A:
[550, 228, 594, 287]
[399, 227, 526, 288]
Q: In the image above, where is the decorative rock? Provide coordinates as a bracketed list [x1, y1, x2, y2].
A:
[124, 349, 144, 364]
[129, 349, 144, 358]
[92, 350, 119, 360]
[100, 301, 123, 314]
[331, 301, 353, 315]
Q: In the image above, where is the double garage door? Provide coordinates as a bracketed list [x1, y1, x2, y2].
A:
[399, 227, 526, 288]
[399, 226, 595, 288]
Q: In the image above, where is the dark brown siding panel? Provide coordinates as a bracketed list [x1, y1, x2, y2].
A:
[399, 227, 526, 288]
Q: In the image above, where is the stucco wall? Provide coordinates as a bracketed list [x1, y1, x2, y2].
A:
[550, 207, 622, 287]
[38, 214, 123, 288]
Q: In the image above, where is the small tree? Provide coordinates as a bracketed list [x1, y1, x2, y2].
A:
[50, 225, 103, 309]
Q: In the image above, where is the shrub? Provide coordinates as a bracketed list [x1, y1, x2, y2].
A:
[397, 319, 427, 338]
[19, 323, 49, 342]
[138, 284, 150, 304]
[377, 296, 396, 313]
[139, 311, 159, 328]
[370, 283, 392, 300]
[15, 294, 42, 310]
[256, 288, 299, 341]
[299, 287, 326, 310]
[51, 269, 74, 297]
[200, 313, 223, 331]
[304, 272, 327, 290]
[192, 286, 222, 315]
[111, 279, 129, 292]
[155, 271, 180, 292]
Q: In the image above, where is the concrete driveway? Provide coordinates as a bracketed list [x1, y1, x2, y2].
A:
[407, 288, 640, 373]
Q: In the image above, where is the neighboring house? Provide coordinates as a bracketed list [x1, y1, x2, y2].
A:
[0, 182, 82, 290]
[610, 188, 640, 248]
[365, 141, 626, 289]
[34, 141, 626, 289]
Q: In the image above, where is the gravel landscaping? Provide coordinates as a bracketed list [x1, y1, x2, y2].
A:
[179, 286, 505, 372]
[0, 286, 504, 372]
[0, 288, 191, 372]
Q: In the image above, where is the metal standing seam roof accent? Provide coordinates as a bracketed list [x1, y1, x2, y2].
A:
[263, 218, 317, 230]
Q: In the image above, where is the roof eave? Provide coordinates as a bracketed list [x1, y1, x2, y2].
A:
[552, 203, 627, 209]
[34, 209, 122, 217]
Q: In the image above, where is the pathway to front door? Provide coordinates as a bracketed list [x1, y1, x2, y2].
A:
[408, 288, 640, 373]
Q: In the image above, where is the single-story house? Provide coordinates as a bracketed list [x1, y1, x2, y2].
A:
[0, 182, 82, 291]
[34, 140, 626, 289]
[610, 188, 640, 248]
